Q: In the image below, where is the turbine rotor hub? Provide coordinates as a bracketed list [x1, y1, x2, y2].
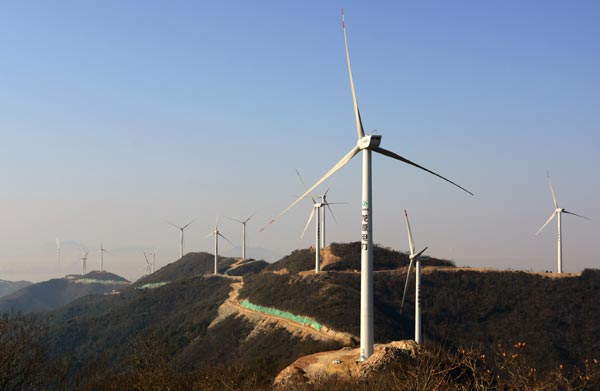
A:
[357, 135, 382, 150]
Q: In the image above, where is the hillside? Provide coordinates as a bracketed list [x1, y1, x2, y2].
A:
[9, 242, 598, 389]
[0, 271, 129, 313]
[0, 279, 31, 299]
[132, 252, 247, 288]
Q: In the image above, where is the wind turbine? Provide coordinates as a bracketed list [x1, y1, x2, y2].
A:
[143, 252, 152, 275]
[99, 241, 112, 272]
[400, 210, 428, 344]
[227, 214, 255, 259]
[263, 10, 472, 360]
[535, 172, 590, 273]
[205, 218, 235, 275]
[79, 250, 89, 275]
[296, 170, 345, 250]
[150, 249, 158, 273]
[168, 219, 195, 259]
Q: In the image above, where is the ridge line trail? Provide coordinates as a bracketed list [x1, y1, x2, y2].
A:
[211, 274, 355, 345]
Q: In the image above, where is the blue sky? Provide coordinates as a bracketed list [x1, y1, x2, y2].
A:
[1, 1, 598, 282]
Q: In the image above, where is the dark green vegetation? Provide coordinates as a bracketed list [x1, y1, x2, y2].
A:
[0, 272, 129, 313]
[2, 243, 599, 390]
[0, 279, 31, 299]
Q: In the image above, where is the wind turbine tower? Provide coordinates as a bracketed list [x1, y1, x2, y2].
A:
[169, 219, 194, 259]
[400, 211, 428, 344]
[263, 10, 472, 360]
[143, 252, 152, 275]
[79, 250, 89, 275]
[535, 173, 590, 273]
[228, 214, 254, 259]
[99, 241, 111, 272]
[205, 219, 234, 274]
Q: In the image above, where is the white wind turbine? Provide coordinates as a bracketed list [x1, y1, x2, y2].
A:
[99, 241, 112, 272]
[400, 210, 428, 345]
[79, 250, 89, 275]
[227, 214, 255, 259]
[205, 218, 235, 275]
[296, 170, 346, 250]
[263, 10, 472, 360]
[535, 173, 590, 273]
[150, 249, 158, 273]
[168, 219, 195, 259]
[143, 252, 152, 275]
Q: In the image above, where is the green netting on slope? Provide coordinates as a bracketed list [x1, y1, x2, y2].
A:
[137, 281, 169, 289]
[240, 300, 323, 331]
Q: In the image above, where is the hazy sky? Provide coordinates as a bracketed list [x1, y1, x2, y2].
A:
[1, 1, 598, 282]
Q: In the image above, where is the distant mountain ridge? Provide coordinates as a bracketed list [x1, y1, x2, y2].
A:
[0, 279, 31, 299]
[0, 271, 129, 314]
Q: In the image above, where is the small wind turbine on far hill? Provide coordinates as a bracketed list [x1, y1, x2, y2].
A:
[227, 214, 255, 259]
[535, 172, 590, 273]
[150, 249, 158, 273]
[205, 218, 234, 275]
[168, 219, 195, 259]
[79, 249, 89, 275]
[400, 210, 428, 344]
[143, 252, 152, 275]
[99, 241, 112, 272]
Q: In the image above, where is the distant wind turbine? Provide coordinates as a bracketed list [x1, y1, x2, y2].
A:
[263, 10, 472, 360]
[79, 249, 89, 275]
[150, 249, 158, 273]
[227, 214, 255, 259]
[99, 241, 112, 272]
[400, 210, 428, 344]
[205, 218, 234, 275]
[535, 172, 590, 273]
[296, 170, 346, 250]
[143, 252, 152, 275]
[56, 238, 61, 269]
[168, 219, 195, 259]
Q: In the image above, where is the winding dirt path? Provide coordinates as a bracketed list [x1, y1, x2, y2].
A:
[209, 275, 355, 345]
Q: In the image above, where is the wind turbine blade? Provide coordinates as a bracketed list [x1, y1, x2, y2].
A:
[535, 211, 557, 236]
[341, 9, 365, 139]
[404, 210, 416, 256]
[400, 257, 415, 314]
[295, 169, 317, 204]
[244, 212, 256, 223]
[563, 210, 591, 221]
[218, 232, 235, 247]
[414, 247, 428, 260]
[546, 172, 558, 209]
[167, 220, 183, 230]
[325, 203, 338, 224]
[183, 218, 196, 229]
[204, 232, 214, 239]
[260, 145, 360, 231]
[300, 207, 317, 239]
[372, 147, 474, 195]
[226, 216, 244, 224]
[144, 252, 150, 264]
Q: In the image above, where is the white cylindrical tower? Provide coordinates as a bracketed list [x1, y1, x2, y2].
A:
[360, 149, 374, 360]
[315, 207, 321, 273]
[557, 211, 562, 273]
[415, 258, 422, 344]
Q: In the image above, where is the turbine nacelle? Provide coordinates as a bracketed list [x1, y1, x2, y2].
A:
[357, 135, 382, 150]
[557, 208, 565, 213]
